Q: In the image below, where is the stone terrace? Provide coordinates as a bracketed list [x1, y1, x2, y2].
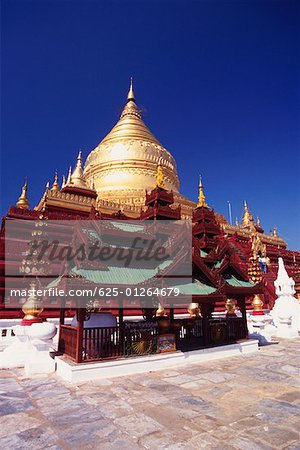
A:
[0, 338, 299, 449]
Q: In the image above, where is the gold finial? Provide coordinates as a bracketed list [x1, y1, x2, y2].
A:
[70, 151, 88, 189]
[66, 166, 72, 185]
[61, 175, 66, 189]
[225, 298, 236, 316]
[120, 78, 141, 119]
[16, 180, 29, 209]
[127, 77, 135, 102]
[256, 216, 261, 227]
[197, 176, 208, 208]
[188, 302, 200, 317]
[22, 280, 43, 323]
[155, 303, 165, 317]
[45, 181, 50, 189]
[51, 170, 60, 191]
[156, 160, 166, 189]
[242, 200, 254, 227]
[252, 294, 264, 314]
[235, 217, 239, 226]
[273, 227, 278, 237]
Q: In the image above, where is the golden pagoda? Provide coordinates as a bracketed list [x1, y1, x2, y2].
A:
[84, 79, 195, 212]
[32, 80, 287, 247]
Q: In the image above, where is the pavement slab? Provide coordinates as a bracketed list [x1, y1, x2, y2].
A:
[0, 337, 299, 449]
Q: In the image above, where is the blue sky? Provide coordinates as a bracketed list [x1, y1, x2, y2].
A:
[1, 0, 299, 249]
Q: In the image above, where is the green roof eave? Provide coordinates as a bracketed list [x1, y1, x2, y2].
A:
[174, 279, 216, 295]
[225, 275, 255, 287]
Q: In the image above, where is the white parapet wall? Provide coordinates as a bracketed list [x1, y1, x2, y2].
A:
[56, 339, 259, 383]
[0, 318, 73, 351]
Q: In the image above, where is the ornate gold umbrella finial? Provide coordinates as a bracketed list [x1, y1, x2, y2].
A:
[16, 179, 29, 209]
[127, 77, 135, 102]
[197, 176, 208, 208]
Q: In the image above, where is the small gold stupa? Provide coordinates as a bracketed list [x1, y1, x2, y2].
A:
[16, 180, 29, 209]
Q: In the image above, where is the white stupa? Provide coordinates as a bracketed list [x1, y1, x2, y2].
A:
[271, 257, 299, 338]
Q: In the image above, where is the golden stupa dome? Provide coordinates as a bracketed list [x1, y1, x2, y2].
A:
[84, 79, 180, 206]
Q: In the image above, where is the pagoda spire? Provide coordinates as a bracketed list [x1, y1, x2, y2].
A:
[120, 79, 141, 119]
[61, 175, 66, 189]
[66, 166, 72, 185]
[51, 170, 60, 191]
[127, 77, 135, 102]
[69, 151, 88, 189]
[197, 176, 208, 208]
[241, 200, 254, 227]
[16, 180, 29, 209]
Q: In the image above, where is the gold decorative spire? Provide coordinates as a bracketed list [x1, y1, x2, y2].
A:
[70, 151, 88, 189]
[235, 217, 239, 226]
[16, 180, 29, 209]
[61, 175, 66, 189]
[156, 161, 166, 189]
[256, 216, 261, 227]
[273, 227, 278, 237]
[45, 181, 50, 189]
[51, 171, 59, 191]
[100, 81, 160, 144]
[127, 77, 135, 101]
[241, 201, 254, 227]
[197, 176, 208, 208]
[66, 166, 72, 185]
[121, 79, 141, 119]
